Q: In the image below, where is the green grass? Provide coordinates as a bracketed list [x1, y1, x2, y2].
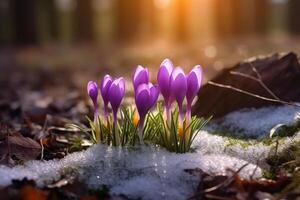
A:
[262, 140, 300, 197]
[67, 104, 211, 153]
[147, 105, 211, 153]
[67, 107, 139, 146]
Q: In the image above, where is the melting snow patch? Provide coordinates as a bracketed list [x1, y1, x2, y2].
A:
[0, 144, 261, 200]
[0, 105, 299, 199]
[216, 105, 300, 137]
[193, 130, 300, 164]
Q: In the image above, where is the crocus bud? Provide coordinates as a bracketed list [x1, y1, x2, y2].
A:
[133, 65, 149, 91]
[170, 67, 187, 120]
[135, 83, 159, 125]
[157, 59, 174, 107]
[132, 110, 139, 128]
[178, 122, 184, 139]
[186, 65, 203, 119]
[100, 74, 113, 116]
[108, 77, 125, 122]
[87, 81, 99, 120]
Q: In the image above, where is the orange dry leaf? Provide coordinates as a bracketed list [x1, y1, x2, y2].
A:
[41, 137, 52, 148]
[80, 196, 97, 200]
[238, 175, 290, 193]
[19, 185, 48, 200]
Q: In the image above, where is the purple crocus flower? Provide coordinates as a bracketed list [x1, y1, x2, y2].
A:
[135, 83, 159, 126]
[170, 67, 187, 120]
[157, 58, 174, 119]
[100, 74, 113, 117]
[133, 65, 149, 91]
[87, 81, 99, 120]
[108, 77, 125, 122]
[186, 65, 203, 119]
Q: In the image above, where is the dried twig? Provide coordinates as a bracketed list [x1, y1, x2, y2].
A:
[187, 164, 249, 200]
[230, 71, 280, 101]
[250, 160, 260, 181]
[280, 159, 299, 167]
[204, 194, 233, 200]
[232, 51, 297, 105]
[230, 60, 280, 101]
[208, 81, 300, 107]
[40, 115, 48, 160]
[204, 163, 249, 193]
[6, 125, 11, 160]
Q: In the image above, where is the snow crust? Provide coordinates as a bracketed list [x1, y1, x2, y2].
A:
[0, 144, 261, 200]
[216, 105, 300, 137]
[194, 130, 300, 164]
[0, 105, 299, 200]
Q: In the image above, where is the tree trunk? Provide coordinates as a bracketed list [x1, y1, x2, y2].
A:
[11, 0, 38, 45]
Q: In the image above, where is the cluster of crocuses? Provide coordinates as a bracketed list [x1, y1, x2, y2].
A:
[87, 58, 203, 140]
[87, 76, 125, 124]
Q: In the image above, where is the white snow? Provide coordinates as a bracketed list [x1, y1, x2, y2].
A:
[0, 144, 261, 200]
[216, 105, 300, 137]
[194, 130, 300, 164]
[0, 105, 299, 200]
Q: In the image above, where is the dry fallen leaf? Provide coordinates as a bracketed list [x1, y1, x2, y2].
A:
[19, 185, 48, 200]
[0, 131, 41, 162]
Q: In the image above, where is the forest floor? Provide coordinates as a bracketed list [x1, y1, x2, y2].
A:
[0, 38, 300, 199]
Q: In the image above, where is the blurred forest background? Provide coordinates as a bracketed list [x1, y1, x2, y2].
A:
[1, 0, 300, 82]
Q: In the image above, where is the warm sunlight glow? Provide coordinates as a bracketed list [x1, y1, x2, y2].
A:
[154, 0, 172, 10]
[92, 0, 113, 11]
[204, 45, 217, 58]
[55, 0, 76, 11]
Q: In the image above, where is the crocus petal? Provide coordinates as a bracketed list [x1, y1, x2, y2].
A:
[161, 58, 173, 73]
[135, 83, 151, 119]
[87, 81, 98, 105]
[133, 65, 149, 91]
[149, 83, 159, 107]
[186, 65, 203, 105]
[108, 77, 125, 114]
[170, 67, 187, 106]
[135, 82, 159, 121]
[157, 59, 173, 101]
[100, 74, 113, 106]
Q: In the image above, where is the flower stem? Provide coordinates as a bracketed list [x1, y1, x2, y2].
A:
[93, 103, 99, 123]
[112, 111, 118, 146]
[166, 105, 170, 121]
[178, 103, 184, 121]
[185, 103, 194, 151]
[138, 116, 145, 143]
[165, 102, 172, 125]
[103, 105, 108, 118]
[93, 104, 100, 142]
[186, 103, 192, 122]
